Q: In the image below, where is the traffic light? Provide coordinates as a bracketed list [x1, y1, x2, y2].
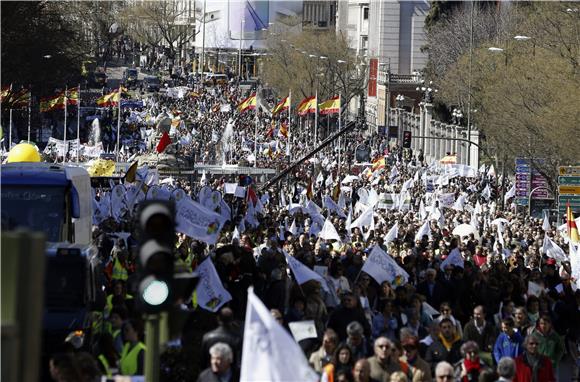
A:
[403, 131, 412, 149]
[137, 200, 175, 313]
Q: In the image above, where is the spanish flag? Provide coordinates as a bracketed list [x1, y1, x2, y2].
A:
[67, 87, 79, 106]
[306, 179, 314, 200]
[40, 92, 66, 112]
[318, 95, 340, 115]
[272, 96, 290, 115]
[96, 88, 122, 107]
[332, 183, 341, 202]
[237, 93, 257, 113]
[0, 86, 10, 103]
[371, 156, 386, 172]
[278, 121, 288, 138]
[10, 88, 31, 108]
[297, 96, 316, 116]
[567, 202, 579, 243]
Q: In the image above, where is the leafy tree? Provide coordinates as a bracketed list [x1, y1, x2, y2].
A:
[432, 2, 580, 189]
[1, 1, 88, 93]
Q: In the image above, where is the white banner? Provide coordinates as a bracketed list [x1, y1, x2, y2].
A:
[284, 251, 329, 292]
[361, 245, 409, 286]
[195, 257, 232, 312]
[175, 196, 226, 245]
[241, 289, 319, 382]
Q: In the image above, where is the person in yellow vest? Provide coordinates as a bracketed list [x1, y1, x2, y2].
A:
[107, 306, 129, 354]
[97, 333, 119, 378]
[120, 319, 146, 376]
[111, 240, 129, 283]
[105, 280, 133, 317]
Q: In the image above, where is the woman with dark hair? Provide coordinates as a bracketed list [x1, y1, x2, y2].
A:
[120, 318, 146, 376]
[321, 343, 355, 382]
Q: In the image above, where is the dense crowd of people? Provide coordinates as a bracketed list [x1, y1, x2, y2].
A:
[32, 71, 579, 382]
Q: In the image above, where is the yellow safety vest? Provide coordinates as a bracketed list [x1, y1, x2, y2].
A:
[112, 258, 128, 281]
[98, 354, 112, 378]
[120, 342, 146, 376]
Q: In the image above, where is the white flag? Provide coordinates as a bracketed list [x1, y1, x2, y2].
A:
[384, 222, 398, 244]
[504, 184, 516, 202]
[345, 209, 352, 233]
[542, 235, 567, 263]
[289, 219, 298, 236]
[351, 206, 374, 229]
[232, 226, 240, 241]
[315, 171, 324, 186]
[415, 220, 432, 241]
[319, 218, 341, 242]
[279, 189, 287, 207]
[452, 194, 466, 211]
[195, 257, 232, 312]
[338, 190, 346, 210]
[323, 195, 346, 218]
[363, 214, 375, 241]
[419, 200, 428, 221]
[481, 184, 491, 200]
[479, 164, 486, 174]
[487, 165, 496, 178]
[240, 288, 319, 382]
[361, 245, 409, 286]
[284, 251, 329, 292]
[175, 197, 226, 245]
[542, 212, 551, 231]
[440, 247, 464, 271]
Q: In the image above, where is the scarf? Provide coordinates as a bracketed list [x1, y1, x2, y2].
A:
[438, 332, 461, 351]
[525, 352, 541, 382]
[462, 358, 482, 382]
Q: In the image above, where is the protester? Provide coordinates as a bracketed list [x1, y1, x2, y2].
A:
[513, 334, 556, 382]
[196, 342, 239, 382]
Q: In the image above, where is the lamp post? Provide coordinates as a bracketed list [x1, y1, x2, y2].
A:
[416, 81, 437, 159]
[395, 94, 404, 145]
[452, 108, 463, 155]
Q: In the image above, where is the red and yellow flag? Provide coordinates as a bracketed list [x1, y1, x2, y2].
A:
[296, 96, 316, 116]
[567, 202, 579, 243]
[40, 92, 66, 112]
[0, 86, 10, 103]
[237, 93, 256, 113]
[96, 88, 122, 107]
[278, 121, 288, 138]
[371, 156, 386, 172]
[272, 96, 290, 115]
[306, 179, 314, 200]
[67, 87, 79, 106]
[318, 95, 340, 115]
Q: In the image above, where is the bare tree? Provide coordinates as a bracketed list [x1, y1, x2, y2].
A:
[262, 30, 367, 112]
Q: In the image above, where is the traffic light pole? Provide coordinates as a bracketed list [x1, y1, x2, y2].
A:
[145, 314, 160, 382]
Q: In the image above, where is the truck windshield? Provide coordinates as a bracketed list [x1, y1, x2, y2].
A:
[1, 186, 66, 242]
[45, 256, 86, 309]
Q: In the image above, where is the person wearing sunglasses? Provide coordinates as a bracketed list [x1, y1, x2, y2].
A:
[513, 334, 555, 382]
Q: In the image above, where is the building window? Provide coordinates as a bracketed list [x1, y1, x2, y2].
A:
[363, 7, 369, 20]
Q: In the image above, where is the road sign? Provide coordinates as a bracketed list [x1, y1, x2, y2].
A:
[559, 185, 580, 195]
[559, 166, 580, 176]
[559, 176, 580, 185]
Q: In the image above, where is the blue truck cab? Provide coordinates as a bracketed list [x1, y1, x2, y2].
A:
[1, 163, 105, 367]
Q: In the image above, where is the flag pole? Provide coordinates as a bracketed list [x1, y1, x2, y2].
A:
[116, 86, 121, 162]
[8, 84, 13, 148]
[254, 105, 258, 168]
[314, 90, 318, 147]
[77, 84, 81, 163]
[288, 90, 292, 162]
[27, 86, 31, 142]
[63, 86, 68, 163]
[338, 93, 342, 179]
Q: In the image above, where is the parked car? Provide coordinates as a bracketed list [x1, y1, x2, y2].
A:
[143, 76, 161, 92]
[122, 68, 139, 88]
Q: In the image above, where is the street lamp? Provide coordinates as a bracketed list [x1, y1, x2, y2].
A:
[395, 95, 405, 145]
[452, 108, 463, 125]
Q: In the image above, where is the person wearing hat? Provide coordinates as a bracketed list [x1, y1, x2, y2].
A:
[400, 335, 431, 382]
